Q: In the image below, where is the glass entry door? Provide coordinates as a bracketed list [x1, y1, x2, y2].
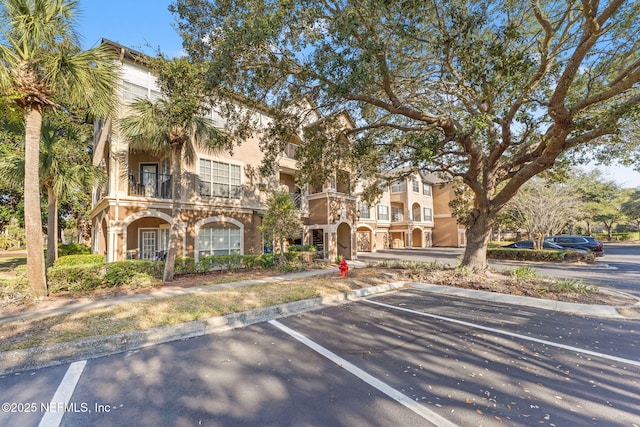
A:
[140, 229, 157, 260]
[141, 164, 158, 197]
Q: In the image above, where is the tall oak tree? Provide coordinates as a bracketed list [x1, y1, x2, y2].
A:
[172, 0, 640, 270]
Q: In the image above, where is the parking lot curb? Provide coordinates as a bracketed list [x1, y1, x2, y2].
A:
[0, 282, 406, 375]
[410, 282, 632, 318]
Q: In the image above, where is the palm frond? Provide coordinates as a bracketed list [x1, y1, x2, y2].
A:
[118, 98, 172, 156]
[45, 44, 118, 116]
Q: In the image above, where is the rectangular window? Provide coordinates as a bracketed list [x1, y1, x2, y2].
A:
[122, 81, 149, 103]
[412, 180, 420, 192]
[391, 206, 404, 222]
[423, 183, 432, 196]
[199, 159, 241, 198]
[377, 205, 389, 221]
[357, 202, 370, 219]
[423, 207, 433, 221]
[198, 227, 242, 257]
[391, 180, 406, 193]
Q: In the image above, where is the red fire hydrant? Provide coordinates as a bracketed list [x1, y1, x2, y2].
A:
[339, 258, 349, 277]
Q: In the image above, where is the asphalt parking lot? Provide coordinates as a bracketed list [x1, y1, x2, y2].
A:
[2, 286, 638, 427]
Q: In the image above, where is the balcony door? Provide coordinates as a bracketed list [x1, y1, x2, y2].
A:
[141, 164, 158, 197]
[140, 229, 158, 260]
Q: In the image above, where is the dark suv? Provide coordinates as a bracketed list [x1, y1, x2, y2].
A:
[544, 235, 604, 256]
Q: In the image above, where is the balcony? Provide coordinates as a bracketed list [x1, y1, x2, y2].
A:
[129, 170, 172, 199]
[391, 212, 404, 223]
[290, 192, 302, 209]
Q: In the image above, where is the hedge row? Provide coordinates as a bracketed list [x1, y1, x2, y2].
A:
[46, 252, 299, 293]
[174, 254, 266, 274]
[47, 259, 163, 292]
[593, 232, 638, 241]
[487, 248, 596, 263]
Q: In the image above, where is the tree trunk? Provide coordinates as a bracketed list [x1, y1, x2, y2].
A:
[605, 222, 613, 240]
[46, 186, 58, 266]
[24, 106, 47, 297]
[461, 210, 494, 271]
[279, 239, 286, 263]
[163, 143, 182, 282]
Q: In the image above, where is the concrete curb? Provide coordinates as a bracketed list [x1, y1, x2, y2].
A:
[0, 282, 406, 375]
[2, 276, 636, 375]
[410, 282, 631, 318]
[0, 267, 353, 326]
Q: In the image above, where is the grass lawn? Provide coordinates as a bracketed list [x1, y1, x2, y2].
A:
[0, 269, 395, 352]
[0, 253, 26, 278]
[1, 262, 637, 353]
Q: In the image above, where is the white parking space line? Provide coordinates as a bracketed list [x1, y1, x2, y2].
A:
[38, 360, 87, 427]
[364, 299, 640, 368]
[269, 320, 459, 427]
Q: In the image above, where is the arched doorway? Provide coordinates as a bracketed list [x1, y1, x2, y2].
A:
[412, 228, 423, 248]
[336, 222, 352, 260]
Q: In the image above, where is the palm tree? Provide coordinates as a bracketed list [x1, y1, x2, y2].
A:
[0, 0, 117, 296]
[0, 119, 104, 266]
[119, 57, 230, 282]
[41, 120, 103, 265]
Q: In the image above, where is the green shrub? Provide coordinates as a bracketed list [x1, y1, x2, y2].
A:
[54, 254, 105, 267]
[225, 254, 246, 271]
[196, 255, 217, 273]
[104, 260, 161, 287]
[488, 248, 595, 263]
[277, 262, 305, 273]
[562, 250, 596, 263]
[551, 279, 597, 294]
[58, 243, 91, 256]
[47, 264, 104, 292]
[288, 244, 317, 252]
[242, 254, 261, 269]
[508, 266, 538, 280]
[175, 257, 196, 275]
[260, 253, 275, 269]
[192, 254, 247, 273]
[285, 251, 301, 262]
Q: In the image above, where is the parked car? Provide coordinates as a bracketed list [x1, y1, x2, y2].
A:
[544, 235, 604, 256]
[503, 240, 588, 253]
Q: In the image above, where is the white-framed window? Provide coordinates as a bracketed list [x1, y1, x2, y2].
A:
[412, 206, 421, 222]
[357, 202, 371, 219]
[391, 206, 404, 222]
[199, 159, 241, 198]
[122, 81, 162, 103]
[423, 207, 433, 221]
[198, 227, 242, 257]
[423, 183, 432, 196]
[391, 180, 406, 193]
[377, 205, 389, 221]
[412, 179, 420, 192]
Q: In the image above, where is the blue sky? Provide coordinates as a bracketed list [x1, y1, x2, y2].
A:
[77, 0, 184, 57]
[75, 0, 640, 188]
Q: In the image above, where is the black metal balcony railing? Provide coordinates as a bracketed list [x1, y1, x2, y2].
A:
[391, 213, 404, 222]
[290, 192, 302, 209]
[129, 170, 172, 199]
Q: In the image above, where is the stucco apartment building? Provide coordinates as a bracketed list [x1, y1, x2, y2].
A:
[90, 40, 464, 264]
